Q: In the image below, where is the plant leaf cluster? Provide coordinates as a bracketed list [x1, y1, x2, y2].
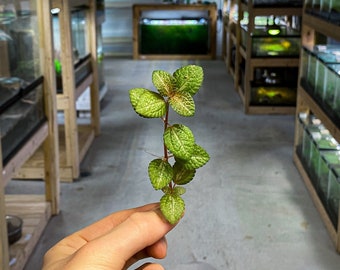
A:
[129, 65, 209, 224]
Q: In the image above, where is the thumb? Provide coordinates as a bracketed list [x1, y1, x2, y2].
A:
[66, 208, 177, 269]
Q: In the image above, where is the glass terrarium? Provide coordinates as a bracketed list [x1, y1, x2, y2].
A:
[303, 46, 340, 95]
[317, 150, 340, 208]
[250, 67, 298, 105]
[328, 165, 340, 228]
[0, 1, 45, 164]
[309, 0, 340, 23]
[139, 18, 209, 55]
[53, 7, 92, 92]
[241, 16, 300, 57]
[323, 64, 340, 119]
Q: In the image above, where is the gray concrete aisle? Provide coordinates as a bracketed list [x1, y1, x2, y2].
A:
[6, 59, 340, 269]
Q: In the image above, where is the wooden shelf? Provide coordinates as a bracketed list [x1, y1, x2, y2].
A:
[293, 152, 340, 252]
[6, 195, 52, 270]
[1, 1, 60, 269]
[18, 0, 101, 182]
[132, 4, 217, 60]
[303, 13, 340, 42]
[293, 6, 340, 253]
[15, 125, 94, 183]
[226, 0, 302, 114]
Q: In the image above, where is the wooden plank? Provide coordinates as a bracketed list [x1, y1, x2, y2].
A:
[247, 105, 296, 115]
[3, 123, 48, 186]
[0, 42, 10, 77]
[303, 13, 340, 42]
[88, 0, 101, 136]
[5, 195, 51, 270]
[293, 153, 339, 250]
[1, 163, 9, 270]
[14, 125, 94, 182]
[38, 0, 60, 216]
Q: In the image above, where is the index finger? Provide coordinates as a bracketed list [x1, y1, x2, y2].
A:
[75, 203, 160, 242]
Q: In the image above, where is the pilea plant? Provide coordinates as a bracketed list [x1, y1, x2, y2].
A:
[129, 65, 210, 224]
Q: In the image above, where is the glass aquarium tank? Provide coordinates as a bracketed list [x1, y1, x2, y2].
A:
[307, 0, 340, 24]
[323, 64, 340, 119]
[0, 0, 46, 164]
[139, 18, 209, 55]
[53, 7, 92, 92]
[240, 15, 301, 57]
[328, 165, 340, 228]
[250, 67, 298, 105]
[317, 150, 340, 208]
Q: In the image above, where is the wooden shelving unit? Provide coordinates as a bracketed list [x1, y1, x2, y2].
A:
[132, 4, 217, 60]
[0, 1, 60, 269]
[293, 10, 340, 253]
[225, 0, 302, 114]
[222, 0, 239, 89]
[15, 0, 101, 182]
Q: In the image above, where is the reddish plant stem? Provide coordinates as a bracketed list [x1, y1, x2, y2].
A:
[163, 102, 174, 190]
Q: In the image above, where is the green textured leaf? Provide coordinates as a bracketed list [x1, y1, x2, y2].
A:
[152, 70, 176, 96]
[177, 144, 210, 170]
[173, 186, 186, 196]
[148, 159, 173, 190]
[173, 65, 203, 96]
[160, 193, 185, 224]
[129, 88, 166, 118]
[169, 91, 195, 117]
[173, 162, 196, 185]
[163, 124, 195, 160]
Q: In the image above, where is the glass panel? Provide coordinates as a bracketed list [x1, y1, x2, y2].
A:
[0, 0, 41, 83]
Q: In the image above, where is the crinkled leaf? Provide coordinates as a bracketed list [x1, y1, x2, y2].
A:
[152, 70, 176, 96]
[129, 88, 166, 118]
[173, 186, 186, 195]
[169, 91, 195, 117]
[176, 144, 210, 170]
[173, 65, 203, 96]
[160, 193, 185, 224]
[173, 162, 196, 185]
[162, 186, 186, 195]
[148, 159, 173, 190]
[163, 124, 195, 160]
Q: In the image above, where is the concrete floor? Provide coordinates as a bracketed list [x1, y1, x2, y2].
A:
[6, 59, 340, 269]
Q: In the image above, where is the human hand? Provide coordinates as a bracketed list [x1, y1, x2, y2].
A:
[43, 203, 179, 270]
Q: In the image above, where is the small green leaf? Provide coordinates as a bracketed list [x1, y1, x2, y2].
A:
[148, 159, 173, 190]
[163, 124, 195, 160]
[152, 70, 176, 96]
[173, 186, 186, 196]
[173, 162, 196, 185]
[169, 91, 195, 117]
[160, 193, 185, 224]
[129, 88, 166, 118]
[177, 144, 210, 170]
[173, 65, 203, 96]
